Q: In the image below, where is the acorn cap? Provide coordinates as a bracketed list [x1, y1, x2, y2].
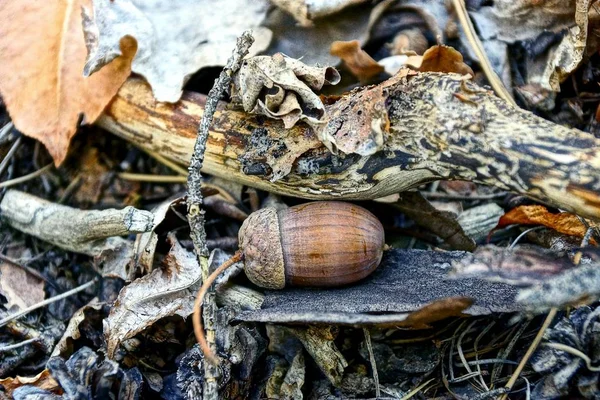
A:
[238, 207, 286, 289]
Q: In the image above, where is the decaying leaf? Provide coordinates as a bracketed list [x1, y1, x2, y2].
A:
[82, 0, 272, 102]
[393, 191, 476, 251]
[269, 0, 369, 27]
[517, 257, 600, 312]
[495, 205, 596, 243]
[0, 0, 135, 165]
[330, 40, 384, 81]
[0, 249, 45, 313]
[418, 45, 474, 76]
[0, 370, 59, 398]
[105, 234, 202, 357]
[231, 53, 340, 130]
[317, 70, 414, 156]
[451, 245, 580, 286]
[237, 249, 519, 325]
[51, 301, 104, 358]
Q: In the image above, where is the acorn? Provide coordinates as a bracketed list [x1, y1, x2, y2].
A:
[193, 201, 386, 362]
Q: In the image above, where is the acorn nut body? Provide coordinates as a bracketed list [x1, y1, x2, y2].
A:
[238, 201, 385, 289]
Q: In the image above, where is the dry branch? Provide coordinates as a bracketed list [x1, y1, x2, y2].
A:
[98, 72, 600, 220]
[0, 190, 154, 255]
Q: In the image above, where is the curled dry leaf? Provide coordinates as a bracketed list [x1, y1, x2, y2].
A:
[231, 53, 340, 130]
[0, 370, 59, 398]
[418, 45, 474, 76]
[495, 204, 597, 243]
[0, 0, 135, 165]
[52, 301, 104, 358]
[83, 0, 272, 102]
[330, 40, 384, 81]
[105, 234, 201, 358]
[269, 0, 369, 27]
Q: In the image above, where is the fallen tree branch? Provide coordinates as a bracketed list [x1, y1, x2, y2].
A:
[0, 190, 154, 255]
[98, 71, 600, 220]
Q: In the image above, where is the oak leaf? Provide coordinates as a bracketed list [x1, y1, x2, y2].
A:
[0, 0, 135, 165]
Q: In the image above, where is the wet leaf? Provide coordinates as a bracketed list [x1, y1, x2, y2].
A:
[0, 0, 135, 165]
[418, 45, 474, 76]
[330, 40, 384, 81]
[83, 0, 272, 102]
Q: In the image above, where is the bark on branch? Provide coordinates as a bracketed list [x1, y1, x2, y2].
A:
[98, 72, 600, 220]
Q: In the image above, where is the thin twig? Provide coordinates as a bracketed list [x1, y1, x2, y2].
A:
[363, 327, 381, 398]
[117, 172, 187, 183]
[542, 342, 600, 372]
[0, 279, 97, 327]
[499, 308, 558, 399]
[451, 0, 517, 106]
[0, 163, 53, 189]
[186, 30, 254, 400]
[0, 337, 39, 352]
[142, 147, 188, 176]
[0, 135, 21, 177]
[400, 378, 435, 400]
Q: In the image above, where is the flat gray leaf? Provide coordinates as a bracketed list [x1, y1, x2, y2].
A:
[237, 249, 520, 325]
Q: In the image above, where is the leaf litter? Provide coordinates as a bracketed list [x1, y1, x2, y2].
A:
[2, 0, 600, 398]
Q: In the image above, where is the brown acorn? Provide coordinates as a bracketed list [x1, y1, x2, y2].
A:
[238, 201, 385, 289]
[193, 201, 385, 363]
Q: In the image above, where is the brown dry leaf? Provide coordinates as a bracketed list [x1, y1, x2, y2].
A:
[0, 249, 45, 313]
[105, 234, 203, 358]
[52, 301, 104, 358]
[395, 297, 473, 329]
[495, 205, 596, 242]
[0, 370, 60, 397]
[418, 45, 474, 76]
[231, 53, 340, 130]
[330, 40, 384, 81]
[394, 192, 476, 251]
[0, 0, 136, 165]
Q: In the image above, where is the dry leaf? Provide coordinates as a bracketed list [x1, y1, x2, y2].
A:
[83, 0, 272, 102]
[0, 370, 59, 398]
[52, 301, 104, 358]
[394, 192, 476, 251]
[419, 45, 474, 76]
[330, 40, 384, 81]
[451, 245, 580, 286]
[0, 0, 135, 165]
[0, 249, 45, 313]
[517, 259, 600, 312]
[269, 0, 369, 27]
[495, 205, 596, 242]
[105, 234, 203, 358]
[231, 53, 340, 130]
[395, 297, 473, 329]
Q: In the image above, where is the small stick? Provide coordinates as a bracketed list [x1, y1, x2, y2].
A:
[186, 30, 254, 399]
[193, 251, 244, 364]
[0, 279, 97, 327]
[451, 0, 516, 106]
[0, 135, 21, 177]
[0, 163, 53, 189]
[117, 172, 187, 183]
